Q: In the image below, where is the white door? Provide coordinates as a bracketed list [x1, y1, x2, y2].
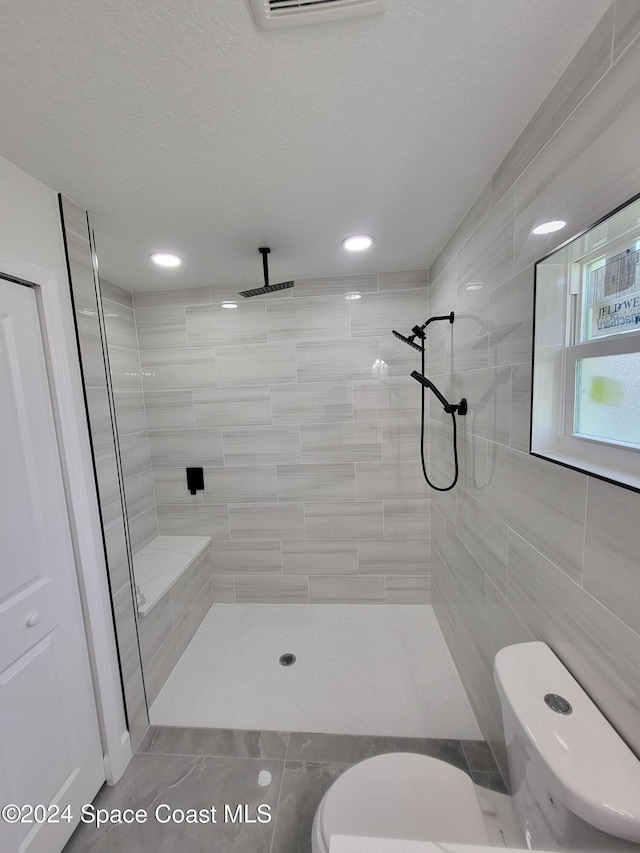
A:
[0, 279, 104, 853]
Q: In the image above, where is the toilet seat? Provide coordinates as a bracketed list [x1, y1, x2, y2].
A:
[314, 753, 492, 852]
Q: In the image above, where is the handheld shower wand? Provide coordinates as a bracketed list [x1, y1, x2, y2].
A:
[410, 372, 467, 415]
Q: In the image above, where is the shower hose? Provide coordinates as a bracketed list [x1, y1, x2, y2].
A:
[418, 343, 459, 492]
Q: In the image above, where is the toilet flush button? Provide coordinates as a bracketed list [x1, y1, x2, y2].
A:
[544, 693, 572, 715]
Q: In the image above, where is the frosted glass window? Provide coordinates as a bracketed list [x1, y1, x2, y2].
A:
[575, 352, 640, 446]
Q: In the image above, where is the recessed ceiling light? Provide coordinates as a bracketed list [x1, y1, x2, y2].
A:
[465, 283, 484, 291]
[221, 301, 238, 309]
[344, 291, 362, 300]
[532, 220, 566, 235]
[342, 235, 374, 252]
[150, 252, 182, 267]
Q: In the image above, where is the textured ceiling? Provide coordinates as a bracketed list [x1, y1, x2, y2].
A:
[0, 0, 609, 290]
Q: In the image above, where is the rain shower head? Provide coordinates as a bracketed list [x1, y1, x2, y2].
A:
[392, 329, 424, 352]
[239, 247, 294, 298]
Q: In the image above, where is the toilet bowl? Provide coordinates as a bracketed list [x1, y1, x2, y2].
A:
[311, 642, 640, 852]
[311, 752, 499, 852]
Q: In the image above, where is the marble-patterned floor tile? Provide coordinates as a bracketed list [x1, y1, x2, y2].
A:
[286, 732, 468, 771]
[460, 740, 499, 772]
[269, 761, 350, 853]
[471, 770, 508, 795]
[139, 725, 289, 759]
[64, 753, 283, 853]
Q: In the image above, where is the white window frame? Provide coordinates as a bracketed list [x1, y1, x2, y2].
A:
[531, 195, 640, 494]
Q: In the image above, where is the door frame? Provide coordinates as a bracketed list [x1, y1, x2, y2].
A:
[0, 251, 132, 783]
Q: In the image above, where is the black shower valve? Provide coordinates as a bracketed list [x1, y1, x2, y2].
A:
[186, 467, 204, 495]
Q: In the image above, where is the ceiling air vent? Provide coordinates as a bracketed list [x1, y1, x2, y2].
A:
[250, 0, 386, 29]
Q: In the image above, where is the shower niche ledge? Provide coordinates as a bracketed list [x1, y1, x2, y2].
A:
[134, 535, 211, 617]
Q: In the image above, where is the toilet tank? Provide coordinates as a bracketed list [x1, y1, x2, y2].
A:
[494, 642, 640, 851]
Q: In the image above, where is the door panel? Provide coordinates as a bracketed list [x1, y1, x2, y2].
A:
[0, 279, 104, 853]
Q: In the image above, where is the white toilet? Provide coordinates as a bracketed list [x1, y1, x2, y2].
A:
[311, 641, 640, 852]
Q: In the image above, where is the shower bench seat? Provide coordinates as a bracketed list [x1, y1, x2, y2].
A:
[134, 535, 212, 617]
[133, 535, 213, 705]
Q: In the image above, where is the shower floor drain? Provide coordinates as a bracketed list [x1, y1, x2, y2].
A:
[279, 653, 296, 667]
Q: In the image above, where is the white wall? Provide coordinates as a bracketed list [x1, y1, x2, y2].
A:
[0, 153, 131, 781]
[0, 155, 69, 273]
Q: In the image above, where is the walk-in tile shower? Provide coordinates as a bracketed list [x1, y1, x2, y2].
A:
[62, 203, 476, 743]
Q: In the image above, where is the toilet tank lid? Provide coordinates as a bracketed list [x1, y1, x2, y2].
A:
[494, 641, 640, 843]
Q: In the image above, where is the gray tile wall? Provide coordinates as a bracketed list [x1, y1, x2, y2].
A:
[101, 280, 159, 553]
[427, 2, 640, 778]
[129, 271, 432, 604]
[60, 197, 149, 749]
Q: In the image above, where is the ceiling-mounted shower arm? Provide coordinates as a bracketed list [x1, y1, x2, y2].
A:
[239, 247, 294, 298]
[260, 247, 271, 290]
[410, 371, 467, 415]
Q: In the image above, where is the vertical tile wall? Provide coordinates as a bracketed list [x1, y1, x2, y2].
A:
[427, 0, 640, 775]
[129, 270, 432, 604]
[101, 280, 158, 553]
[60, 197, 149, 748]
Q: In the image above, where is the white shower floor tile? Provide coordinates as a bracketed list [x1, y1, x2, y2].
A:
[149, 604, 481, 739]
